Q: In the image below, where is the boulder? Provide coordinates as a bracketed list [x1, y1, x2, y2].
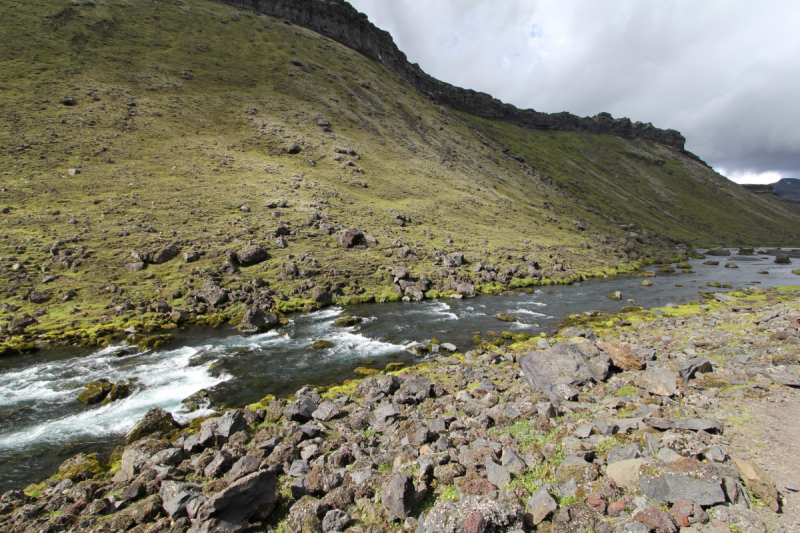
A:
[28, 291, 50, 304]
[456, 281, 476, 297]
[287, 143, 302, 154]
[238, 307, 278, 334]
[774, 254, 791, 264]
[199, 471, 278, 527]
[639, 458, 726, 507]
[57, 453, 105, 481]
[518, 342, 600, 403]
[311, 287, 332, 304]
[732, 457, 780, 511]
[77, 381, 112, 404]
[311, 400, 339, 422]
[606, 459, 646, 490]
[151, 243, 180, 264]
[237, 245, 268, 267]
[597, 341, 646, 370]
[8, 314, 37, 333]
[495, 313, 516, 322]
[711, 506, 767, 533]
[381, 473, 416, 520]
[197, 410, 247, 447]
[322, 509, 350, 533]
[679, 357, 714, 382]
[394, 375, 434, 404]
[337, 229, 368, 249]
[419, 495, 524, 533]
[306, 340, 334, 350]
[550, 504, 605, 533]
[126, 407, 180, 444]
[286, 496, 329, 533]
[485, 458, 511, 489]
[705, 248, 731, 256]
[633, 506, 677, 533]
[643, 418, 723, 433]
[284, 397, 318, 422]
[638, 367, 679, 396]
[195, 282, 228, 307]
[160, 481, 203, 519]
[526, 486, 558, 527]
[555, 455, 599, 486]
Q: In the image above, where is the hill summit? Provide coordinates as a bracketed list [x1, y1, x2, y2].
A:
[1, 0, 799, 350]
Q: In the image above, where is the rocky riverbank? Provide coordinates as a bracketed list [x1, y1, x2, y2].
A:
[2, 286, 800, 533]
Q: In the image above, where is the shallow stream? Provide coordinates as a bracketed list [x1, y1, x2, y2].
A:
[1, 249, 798, 491]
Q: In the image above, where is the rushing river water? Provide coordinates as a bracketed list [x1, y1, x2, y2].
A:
[1, 249, 798, 491]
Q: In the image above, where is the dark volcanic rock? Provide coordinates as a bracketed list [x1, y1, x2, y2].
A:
[151, 243, 180, 264]
[381, 473, 415, 520]
[126, 407, 180, 444]
[199, 470, 278, 527]
[237, 245, 269, 267]
[337, 229, 368, 249]
[518, 342, 600, 403]
[238, 306, 278, 334]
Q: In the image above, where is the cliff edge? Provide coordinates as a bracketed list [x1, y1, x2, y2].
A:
[216, 0, 687, 148]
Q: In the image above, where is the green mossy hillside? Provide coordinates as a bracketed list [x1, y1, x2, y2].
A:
[0, 0, 799, 344]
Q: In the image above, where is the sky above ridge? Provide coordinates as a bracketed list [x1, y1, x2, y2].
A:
[347, 0, 800, 184]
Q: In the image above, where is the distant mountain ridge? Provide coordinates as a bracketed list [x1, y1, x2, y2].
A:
[774, 178, 800, 201]
[217, 0, 688, 148]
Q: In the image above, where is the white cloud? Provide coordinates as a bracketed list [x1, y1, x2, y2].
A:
[347, 0, 800, 182]
[716, 169, 784, 185]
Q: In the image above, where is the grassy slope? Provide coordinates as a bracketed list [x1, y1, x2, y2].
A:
[1, 0, 799, 344]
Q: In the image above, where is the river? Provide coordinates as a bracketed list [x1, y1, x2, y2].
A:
[0, 249, 797, 491]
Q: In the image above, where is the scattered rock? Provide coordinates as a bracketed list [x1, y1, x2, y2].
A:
[238, 306, 278, 334]
[126, 407, 180, 444]
[732, 456, 780, 511]
[237, 245, 268, 267]
[597, 341, 646, 370]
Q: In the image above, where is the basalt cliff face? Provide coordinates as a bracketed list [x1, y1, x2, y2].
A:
[216, 0, 687, 148]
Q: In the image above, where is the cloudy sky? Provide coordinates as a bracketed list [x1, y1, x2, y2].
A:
[347, 0, 800, 184]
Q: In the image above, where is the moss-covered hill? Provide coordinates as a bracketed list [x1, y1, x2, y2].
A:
[1, 0, 799, 349]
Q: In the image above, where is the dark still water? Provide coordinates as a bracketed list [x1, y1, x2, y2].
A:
[0, 249, 797, 490]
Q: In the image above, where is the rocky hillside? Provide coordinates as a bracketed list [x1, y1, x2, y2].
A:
[1, 0, 800, 348]
[5, 287, 799, 532]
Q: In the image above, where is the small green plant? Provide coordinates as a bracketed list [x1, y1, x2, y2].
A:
[403, 464, 420, 475]
[488, 419, 542, 452]
[594, 438, 617, 454]
[559, 495, 579, 506]
[439, 484, 459, 502]
[615, 385, 637, 397]
[377, 463, 391, 473]
[508, 465, 551, 495]
[364, 428, 374, 439]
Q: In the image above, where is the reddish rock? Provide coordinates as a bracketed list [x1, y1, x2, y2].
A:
[465, 511, 487, 533]
[670, 498, 693, 519]
[607, 500, 629, 518]
[587, 494, 606, 514]
[633, 506, 677, 533]
[455, 473, 496, 496]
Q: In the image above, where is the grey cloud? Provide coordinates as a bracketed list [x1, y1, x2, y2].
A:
[348, 0, 800, 182]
